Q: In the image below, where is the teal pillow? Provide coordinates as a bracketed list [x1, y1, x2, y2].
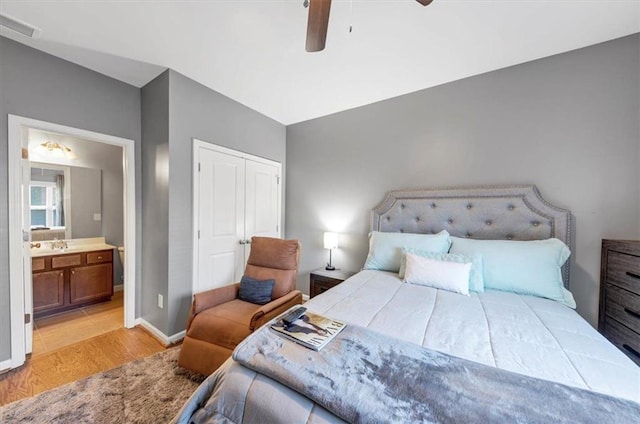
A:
[399, 248, 484, 292]
[363, 230, 451, 273]
[449, 237, 570, 305]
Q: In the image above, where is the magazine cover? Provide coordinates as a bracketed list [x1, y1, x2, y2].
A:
[271, 311, 346, 351]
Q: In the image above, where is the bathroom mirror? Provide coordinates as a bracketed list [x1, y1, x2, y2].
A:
[30, 162, 102, 241]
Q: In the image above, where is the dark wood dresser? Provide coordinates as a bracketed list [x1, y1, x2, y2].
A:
[310, 269, 356, 298]
[599, 239, 640, 365]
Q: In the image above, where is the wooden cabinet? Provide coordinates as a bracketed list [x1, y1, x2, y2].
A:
[599, 239, 640, 365]
[310, 269, 356, 298]
[33, 270, 64, 313]
[32, 249, 114, 317]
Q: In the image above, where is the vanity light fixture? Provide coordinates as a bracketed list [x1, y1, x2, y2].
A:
[39, 141, 77, 160]
[323, 232, 339, 271]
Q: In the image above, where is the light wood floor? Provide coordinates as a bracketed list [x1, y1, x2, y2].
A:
[0, 293, 166, 406]
[33, 290, 125, 356]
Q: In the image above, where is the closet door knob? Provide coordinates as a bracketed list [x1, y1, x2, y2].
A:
[245, 239, 252, 245]
[239, 240, 246, 245]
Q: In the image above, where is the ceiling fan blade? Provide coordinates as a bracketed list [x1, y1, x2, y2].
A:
[306, 0, 332, 52]
[416, 0, 433, 5]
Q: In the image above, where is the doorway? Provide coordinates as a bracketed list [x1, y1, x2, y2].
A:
[6, 115, 136, 371]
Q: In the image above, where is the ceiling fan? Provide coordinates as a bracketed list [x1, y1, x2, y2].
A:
[305, 0, 433, 52]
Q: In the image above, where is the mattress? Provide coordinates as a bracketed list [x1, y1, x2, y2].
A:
[173, 270, 640, 423]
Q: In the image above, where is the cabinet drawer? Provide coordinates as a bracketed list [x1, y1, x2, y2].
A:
[605, 284, 640, 334]
[86, 250, 112, 264]
[603, 319, 640, 366]
[32, 257, 46, 271]
[52, 254, 82, 269]
[607, 251, 640, 296]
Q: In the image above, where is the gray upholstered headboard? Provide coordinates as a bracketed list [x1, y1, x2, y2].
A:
[371, 185, 572, 288]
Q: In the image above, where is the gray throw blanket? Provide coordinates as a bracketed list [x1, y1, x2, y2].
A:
[233, 323, 640, 424]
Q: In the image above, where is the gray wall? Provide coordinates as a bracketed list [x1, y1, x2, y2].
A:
[140, 71, 170, 334]
[286, 34, 640, 328]
[140, 70, 286, 336]
[69, 167, 102, 239]
[0, 36, 141, 362]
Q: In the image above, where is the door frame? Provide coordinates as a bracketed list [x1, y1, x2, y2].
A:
[191, 139, 282, 296]
[7, 115, 137, 370]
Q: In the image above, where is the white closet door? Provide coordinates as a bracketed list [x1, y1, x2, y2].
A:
[195, 148, 245, 293]
[245, 159, 281, 250]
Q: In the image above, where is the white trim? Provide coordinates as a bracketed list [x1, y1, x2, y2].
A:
[135, 318, 185, 346]
[7, 115, 137, 370]
[113, 284, 124, 292]
[0, 359, 13, 374]
[8, 115, 25, 369]
[193, 139, 279, 166]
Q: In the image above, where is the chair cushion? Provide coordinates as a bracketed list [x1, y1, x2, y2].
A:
[238, 275, 275, 304]
[186, 299, 260, 349]
[247, 237, 299, 270]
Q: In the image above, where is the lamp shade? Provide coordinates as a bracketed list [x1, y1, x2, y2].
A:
[323, 232, 339, 250]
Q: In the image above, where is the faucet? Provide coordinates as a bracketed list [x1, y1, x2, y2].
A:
[49, 238, 68, 250]
[30, 242, 41, 249]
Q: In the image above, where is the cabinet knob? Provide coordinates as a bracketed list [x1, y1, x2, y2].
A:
[59, 272, 63, 277]
[71, 270, 75, 275]
[97, 256, 103, 260]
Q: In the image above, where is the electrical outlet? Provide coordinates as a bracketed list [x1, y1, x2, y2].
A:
[158, 294, 163, 309]
[93, 213, 102, 221]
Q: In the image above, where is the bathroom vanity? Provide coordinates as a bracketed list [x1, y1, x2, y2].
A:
[31, 238, 115, 318]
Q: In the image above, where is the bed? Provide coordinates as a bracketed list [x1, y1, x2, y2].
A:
[173, 185, 640, 423]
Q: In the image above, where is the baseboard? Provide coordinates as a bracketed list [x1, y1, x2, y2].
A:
[135, 318, 185, 347]
[0, 358, 13, 374]
[114, 284, 124, 292]
[302, 294, 310, 302]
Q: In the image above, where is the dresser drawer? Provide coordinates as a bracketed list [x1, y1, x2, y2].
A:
[605, 284, 640, 334]
[607, 251, 640, 296]
[52, 254, 82, 269]
[86, 250, 112, 264]
[603, 319, 640, 366]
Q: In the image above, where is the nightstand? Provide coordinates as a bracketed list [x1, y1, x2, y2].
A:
[599, 239, 640, 365]
[310, 269, 356, 298]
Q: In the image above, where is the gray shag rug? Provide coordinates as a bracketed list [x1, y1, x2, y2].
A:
[1, 347, 205, 423]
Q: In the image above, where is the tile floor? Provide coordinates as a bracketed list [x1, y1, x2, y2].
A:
[32, 290, 124, 357]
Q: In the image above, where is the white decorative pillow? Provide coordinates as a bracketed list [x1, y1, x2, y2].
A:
[403, 253, 471, 295]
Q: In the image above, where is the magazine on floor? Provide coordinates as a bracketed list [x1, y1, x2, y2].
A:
[271, 311, 346, 351]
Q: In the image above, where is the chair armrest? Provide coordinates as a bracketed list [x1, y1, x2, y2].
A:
[186, 283, 240, 330]
[250, 290, 303, 330]
[193, 283, 240, 314]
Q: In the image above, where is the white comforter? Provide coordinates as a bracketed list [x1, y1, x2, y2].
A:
[174, 270, 640, 424]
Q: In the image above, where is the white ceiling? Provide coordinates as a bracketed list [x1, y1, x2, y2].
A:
[1, 1, 639, 125]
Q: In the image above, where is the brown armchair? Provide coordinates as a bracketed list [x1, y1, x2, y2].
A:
[178, 237, 302, 375]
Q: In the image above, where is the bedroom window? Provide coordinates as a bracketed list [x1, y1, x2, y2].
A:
[30, 182, 61, 228]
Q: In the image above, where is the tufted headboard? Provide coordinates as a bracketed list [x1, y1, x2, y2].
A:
[371, 185, 572, 288]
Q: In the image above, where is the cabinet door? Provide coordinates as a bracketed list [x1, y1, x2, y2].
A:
[33, 270, 64, 313]
[69, 264, 113, 304]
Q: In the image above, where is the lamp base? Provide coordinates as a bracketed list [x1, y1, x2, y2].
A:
[325, 264, 336, 271]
